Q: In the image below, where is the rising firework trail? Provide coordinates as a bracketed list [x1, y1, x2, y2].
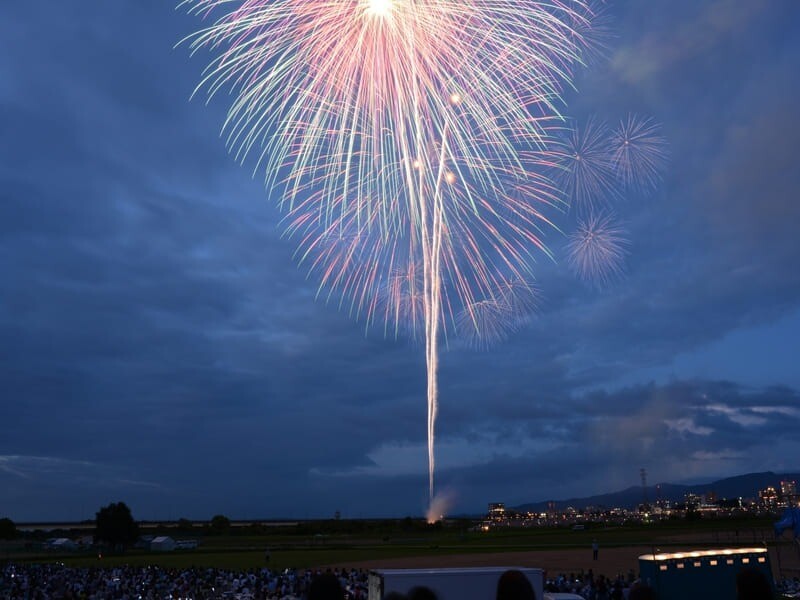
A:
[182, 0, 599, 504]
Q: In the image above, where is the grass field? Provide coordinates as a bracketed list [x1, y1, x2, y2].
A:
[4, 517, 794, 574]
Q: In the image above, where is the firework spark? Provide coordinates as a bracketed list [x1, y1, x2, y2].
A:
[566, 211, 629, 287]
[183, 0, 599, 504]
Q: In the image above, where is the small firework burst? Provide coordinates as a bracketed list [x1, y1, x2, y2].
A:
[554, 116, 618, 211]
[611, 114, 669, 193]
[456, 297, 514, 349]
[455, 278, 538, 349]
[567, 211, 629, 287]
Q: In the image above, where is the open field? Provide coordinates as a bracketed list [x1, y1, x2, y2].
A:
[5, 518, 800, 581]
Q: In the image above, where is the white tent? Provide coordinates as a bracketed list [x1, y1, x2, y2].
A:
[48, 538, 77, 551]
[150, 536, 176, 552]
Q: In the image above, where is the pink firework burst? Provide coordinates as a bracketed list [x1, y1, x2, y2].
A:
[566, 211, 629, 287]
[554, 115, 618, 211]
[183, 0, 602, 503]
[610, 114, 669, 193]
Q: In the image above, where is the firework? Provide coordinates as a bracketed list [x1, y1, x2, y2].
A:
[566, 211, 629, 287]
[456, 278, 539, 349]
[183, 0, 599, 503]
[610, 114, 669, 193]
[553, 115, 618, 211]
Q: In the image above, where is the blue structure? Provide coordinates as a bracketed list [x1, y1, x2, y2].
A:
[639, 548, 772, 600]
[774, 507, 800, 539]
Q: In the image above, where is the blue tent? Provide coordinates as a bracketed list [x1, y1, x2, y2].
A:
[774, 507, 800, 538]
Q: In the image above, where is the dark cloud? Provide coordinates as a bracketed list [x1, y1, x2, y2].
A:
[0, 1, 799, 520]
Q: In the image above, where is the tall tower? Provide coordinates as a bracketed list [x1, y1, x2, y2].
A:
[641, 468, 649, 510]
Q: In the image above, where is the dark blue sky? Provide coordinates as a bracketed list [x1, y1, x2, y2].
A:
[1, 1, 799, 521]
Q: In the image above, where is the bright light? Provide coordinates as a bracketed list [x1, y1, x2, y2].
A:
[640, 548, 768, 562]
[364, 0, 393, 17]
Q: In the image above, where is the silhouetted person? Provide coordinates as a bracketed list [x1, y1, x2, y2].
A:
[628, 584, 657, 600]
[308, 573, 345, 600]
[736, 568, 772, 600]
[592, 539, 599, 560]
[496, 569, 536, 600]
[407, 585, 438, 600]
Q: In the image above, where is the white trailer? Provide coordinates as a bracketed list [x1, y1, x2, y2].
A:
[368, 567, 544, 600]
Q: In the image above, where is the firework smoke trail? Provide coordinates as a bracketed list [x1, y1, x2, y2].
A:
[182, 0, 598, 504]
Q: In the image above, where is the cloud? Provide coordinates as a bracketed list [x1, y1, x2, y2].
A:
[0, 1, 799, 521]
[665, 418, 713, 436]
[690, 450, 745, 462]
[611, 0, 769, 86]
[0, 455, 162, 489]
[704, 404, 767, 428]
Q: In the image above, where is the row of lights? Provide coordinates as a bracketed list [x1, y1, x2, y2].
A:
[642, 548, 769, 572]
[657, 556, 766, 571]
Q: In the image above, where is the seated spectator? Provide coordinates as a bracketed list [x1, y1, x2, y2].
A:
[736, 568, 772, 600]
[496, 569, 536, 600]
[308, 572, 345, 600]
[408, 585, 438, 600]
[628, 583, 657, 600]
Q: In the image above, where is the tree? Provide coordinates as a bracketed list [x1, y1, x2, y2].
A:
[209, 514, 231, 535]
[0, 517, 17, 539]
[95, 502, 138, 550]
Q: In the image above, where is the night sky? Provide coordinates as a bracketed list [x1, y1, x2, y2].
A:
[2, 1, 799, 522]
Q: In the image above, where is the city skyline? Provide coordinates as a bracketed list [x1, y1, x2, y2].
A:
[1, 1, 799, 521]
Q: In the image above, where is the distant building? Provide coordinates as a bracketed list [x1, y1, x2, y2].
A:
[781, 480, 797, 500]
[488, 503, 506, 521]
[759, 486, 779, 509]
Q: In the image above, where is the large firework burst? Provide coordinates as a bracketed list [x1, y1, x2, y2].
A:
[183, 0, 601, 504]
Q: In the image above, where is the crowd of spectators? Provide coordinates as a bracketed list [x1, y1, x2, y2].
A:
[542, 569, 661, 600]
[779, 576, 800, 598]
[0, 562, 786, 599]
[0, 563, 368, 600]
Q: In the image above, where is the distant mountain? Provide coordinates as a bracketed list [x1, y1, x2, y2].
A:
[515, 471, 800, 512]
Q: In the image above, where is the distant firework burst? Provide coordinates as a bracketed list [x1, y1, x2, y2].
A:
[182, 0, 602, 504]
[554, 116, 618, 211]
[566, 211, 629, 287]
[611, 114, 669, 193]
[456, 278, 539, 349]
